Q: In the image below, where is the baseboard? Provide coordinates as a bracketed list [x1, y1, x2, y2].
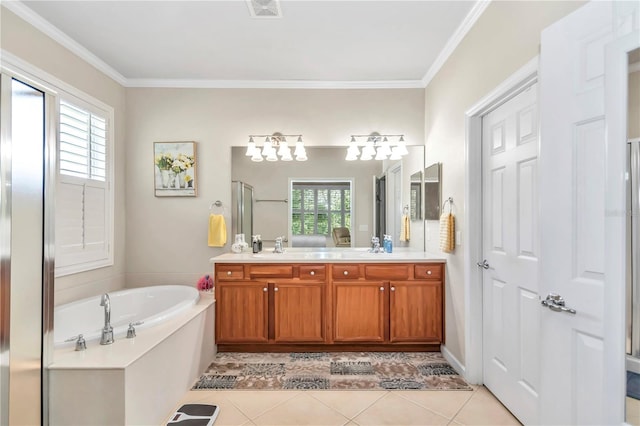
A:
[441, 344, 466, 377]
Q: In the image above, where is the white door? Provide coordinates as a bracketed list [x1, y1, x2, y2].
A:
[482, 82, 539, 425]
[539, 1, 630, 424]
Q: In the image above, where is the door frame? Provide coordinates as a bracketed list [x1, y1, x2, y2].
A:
[462, 57, 539, 384]
[604, 30, 640, 421]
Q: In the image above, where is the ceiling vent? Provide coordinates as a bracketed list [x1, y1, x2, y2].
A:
[246, 0, 282, 18]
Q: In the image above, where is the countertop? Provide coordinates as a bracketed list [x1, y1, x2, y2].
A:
[210, 248, 446, 264]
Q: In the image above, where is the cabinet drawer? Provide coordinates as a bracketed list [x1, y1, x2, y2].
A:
[332, 264, 360, 279]
[414, 264, 442, 280]
[299, 265, 326, 280]
[249, 264, 293, 278]
[216, 264, 244, 280]
[365, 264, 410, 280]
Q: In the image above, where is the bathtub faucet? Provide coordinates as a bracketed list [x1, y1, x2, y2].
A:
[99, 293, 114, 345]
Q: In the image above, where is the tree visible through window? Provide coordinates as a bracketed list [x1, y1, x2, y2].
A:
[291, 182, 351, 236]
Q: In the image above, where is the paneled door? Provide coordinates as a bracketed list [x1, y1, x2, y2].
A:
[481, 82, 539, 425]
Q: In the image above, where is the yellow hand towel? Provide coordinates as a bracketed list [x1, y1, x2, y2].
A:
[400, 214, 410, 242]
[208, 214, 227, 247]
[439, 212, 455, 253]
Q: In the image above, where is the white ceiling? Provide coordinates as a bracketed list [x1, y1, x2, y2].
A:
[9, 0, 484, 88]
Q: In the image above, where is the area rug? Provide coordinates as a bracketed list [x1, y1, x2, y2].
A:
[192, 352, 472, 391]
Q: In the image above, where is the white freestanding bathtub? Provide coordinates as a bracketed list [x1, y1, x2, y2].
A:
[49, 285, 216, 426]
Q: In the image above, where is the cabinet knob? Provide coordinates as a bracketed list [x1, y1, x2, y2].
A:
[343, 271, 349, 276]
[310, 271, 315, 276]
[427, 270, 432, 275]
[263, 287, 267, 292]
[380, 287, 384, 291]
[274, 287, 279, 292]
[227, 271, 232, 276]
[391, 287, 395, 291]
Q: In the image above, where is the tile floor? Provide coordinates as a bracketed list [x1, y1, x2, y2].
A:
[164, 385, 521, 425]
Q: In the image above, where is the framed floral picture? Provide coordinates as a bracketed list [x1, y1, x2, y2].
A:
[154, 141, 197, 197]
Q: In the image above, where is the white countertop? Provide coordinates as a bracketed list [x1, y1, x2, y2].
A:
[210, 247, 446, 263]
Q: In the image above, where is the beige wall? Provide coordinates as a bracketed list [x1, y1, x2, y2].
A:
[1, 7, 127, 305]
[125, 88, 424, 285]
[630, 70, 640, 139]
[424, 0, 585, 364]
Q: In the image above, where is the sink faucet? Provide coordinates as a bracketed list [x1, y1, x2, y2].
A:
[369, 236, 382, 253]
[273, 236, 284, 253]
[99, 293, 114, 345]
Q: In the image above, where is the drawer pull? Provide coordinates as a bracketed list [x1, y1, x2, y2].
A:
[227, 271, 232, 276]
[343, 271, 348, 276]
[427, 270, 432, 275]
[380, 287, 384, 291]
[310, 271, 315, 276]
[263, 287, 267, 292]
[391, 286, 395, 291]
[274, 287, 279, 292]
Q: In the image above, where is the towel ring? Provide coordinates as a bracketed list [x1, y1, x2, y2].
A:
[442, 197, 453, 214]
[403, 205, 409, 215]
[210, 200, 226, 214]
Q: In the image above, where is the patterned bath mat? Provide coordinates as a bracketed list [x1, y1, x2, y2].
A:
[192, 352, 471, 391]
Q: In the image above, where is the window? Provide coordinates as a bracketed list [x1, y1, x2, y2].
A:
[291, 182, 351, 236]
[55, 97, 113, 276]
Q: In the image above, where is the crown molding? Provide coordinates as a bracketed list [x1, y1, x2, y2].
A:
[3, 0, 128, 86]
[421, 0, 491, 87]
[125, 78, 425, 89]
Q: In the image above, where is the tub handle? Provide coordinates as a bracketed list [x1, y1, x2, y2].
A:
[65, 334, 87, 351]
[127, 321, 144, 339]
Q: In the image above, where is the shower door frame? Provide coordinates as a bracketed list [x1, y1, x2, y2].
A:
[627, 138, 640, 373]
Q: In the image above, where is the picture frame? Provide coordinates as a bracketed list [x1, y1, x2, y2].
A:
[154, 141, 197, 197]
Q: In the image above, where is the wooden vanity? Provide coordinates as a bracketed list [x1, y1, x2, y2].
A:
[211, 252, 445, 352]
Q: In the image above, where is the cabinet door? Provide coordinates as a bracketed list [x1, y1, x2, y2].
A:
[389, 280, 443, 343]
[216, 281, 268, 343]
[333, 281, 386, 342]
[273, 282, 325, 343]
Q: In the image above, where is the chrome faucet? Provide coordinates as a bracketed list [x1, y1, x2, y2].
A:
[99, 293, 114, 345]
[273, 236, 284, 253]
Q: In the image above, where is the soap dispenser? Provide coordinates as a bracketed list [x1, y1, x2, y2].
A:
[383, 235, 393, 253]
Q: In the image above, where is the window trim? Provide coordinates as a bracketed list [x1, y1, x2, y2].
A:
[288, 178, 355, 246]
[55, 93, 114, 277]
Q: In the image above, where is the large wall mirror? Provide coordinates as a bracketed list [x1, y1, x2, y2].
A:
[231, 146, 425, 250]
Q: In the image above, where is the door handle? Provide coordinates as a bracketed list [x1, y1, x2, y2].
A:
[477, 260, 490, 269]
[541, 293, 576, 315]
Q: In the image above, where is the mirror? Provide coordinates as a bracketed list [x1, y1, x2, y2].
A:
[231, 145, 424, 250]
[410, 170, 422, 221]
[424, 162, 442, 220]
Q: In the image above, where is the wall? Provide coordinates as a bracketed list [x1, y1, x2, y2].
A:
[0, 7, 127, 305]
[125, 88, 424, 285]
[423, 0, 585, 365]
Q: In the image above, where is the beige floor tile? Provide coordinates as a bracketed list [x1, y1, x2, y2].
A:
[453, 387, 521, 426]
[353, 393, 449, 425]
[394, 390, 474, 420]
[166, 391, 252, 426]
[627, 397, 640, 425]
[223, 390, 301, 419]
[308, 391, 387, 419]
[253, 393, 350, 426]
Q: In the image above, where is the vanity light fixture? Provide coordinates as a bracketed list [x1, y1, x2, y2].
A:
[246, 133, 307, 162]
[345, 133, 408, 161]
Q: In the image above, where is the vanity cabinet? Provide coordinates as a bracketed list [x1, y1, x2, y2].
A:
[214, 261, 443, 351]
[215, 264, 327, 346]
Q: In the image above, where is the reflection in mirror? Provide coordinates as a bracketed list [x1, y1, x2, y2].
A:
[231, 146, 425, 250]
[626, 47, 640, 425]
[424, 162, 442, 220]
[410, 170, 422, 221]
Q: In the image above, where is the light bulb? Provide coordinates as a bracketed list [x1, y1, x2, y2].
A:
[375, 147, 388, 160]
[389, 147, 402, 160]
[280, 147, 293, 161]
[246, 137, 256, 156]
[251, 147, 263, 162]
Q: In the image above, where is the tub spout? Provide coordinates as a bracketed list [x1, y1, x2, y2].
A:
[99, 293, 114, 345]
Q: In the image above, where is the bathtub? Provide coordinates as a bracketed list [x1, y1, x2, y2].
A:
[54, 285, 200, 347]
[49, 285, 216, 425]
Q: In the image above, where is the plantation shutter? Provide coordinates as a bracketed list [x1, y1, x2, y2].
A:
[56, 99, 111, 276]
